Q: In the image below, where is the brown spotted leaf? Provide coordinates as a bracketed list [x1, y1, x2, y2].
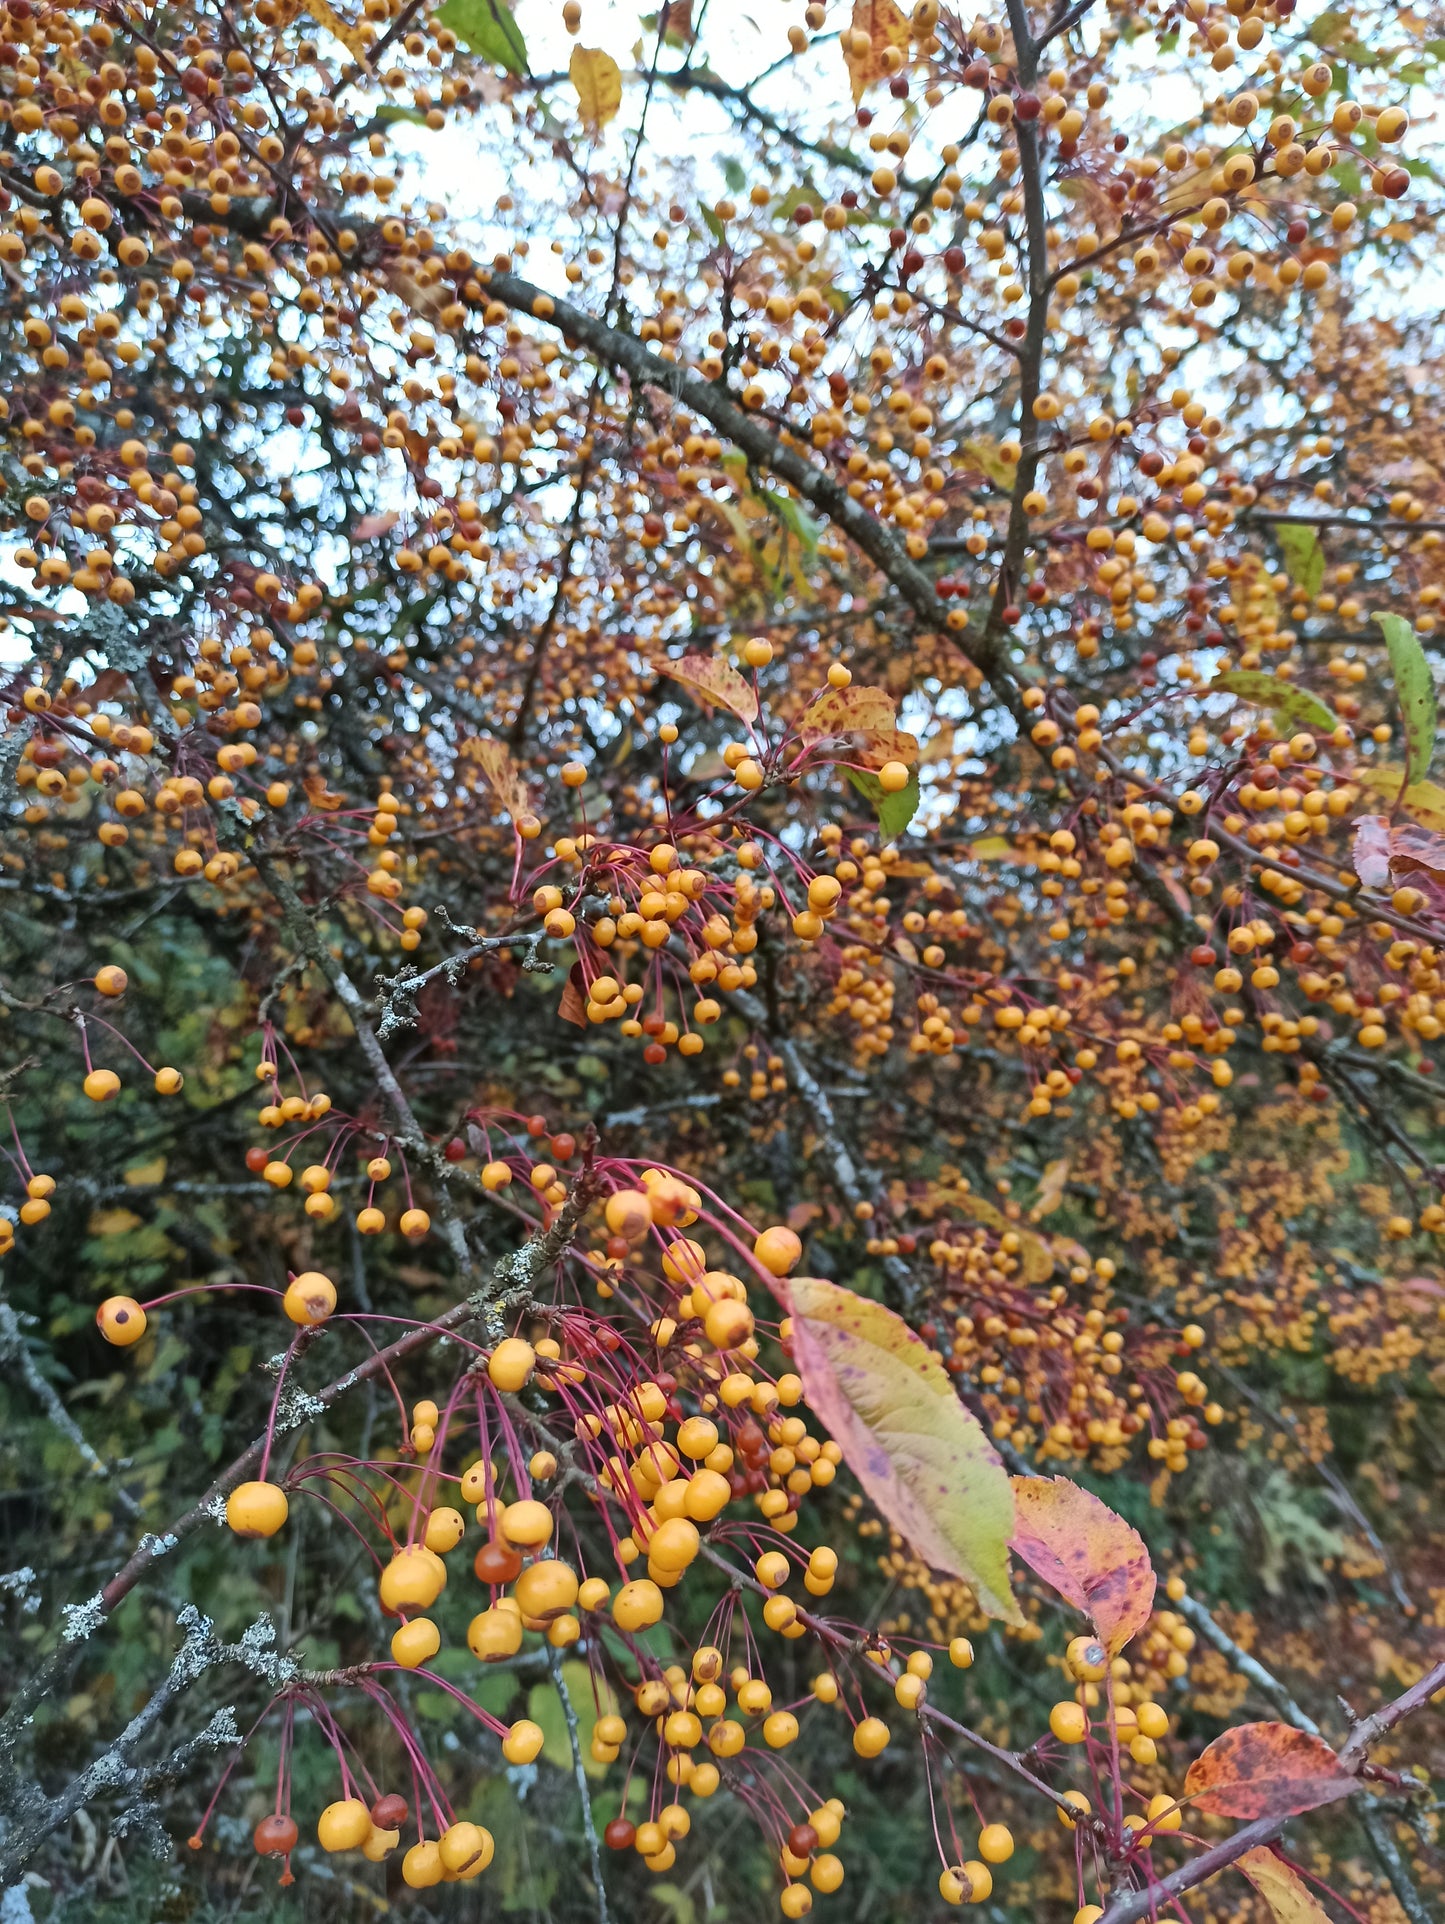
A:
[841, 0, 910, 104]
[857, 727, 921, 770]
[1009, 1476, 1155, 1654]
[797, 684, 897, 748]
[1237, 1848, 1335, 1924]
[1184, 1724, 1356, 1819]
[653, 652, 760, 724]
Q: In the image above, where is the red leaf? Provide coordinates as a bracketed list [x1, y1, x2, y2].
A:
[652, 651, 759, 724]
[1183, 1723, 1356, 1819]
[1009, 1476, 1155, 1654]
[1388, 819, 1445, 881]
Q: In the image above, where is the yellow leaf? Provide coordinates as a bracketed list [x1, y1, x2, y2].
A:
[1029, 1158, 1070, 1222]
[88, 1208, 141, 1237]
[124, 1157, 167, 1187]
[841, 0, 910, 105]
[570, 45, 622, 129]
[785, 1277, 1020, 1620]
[1237, 1849, 1335, 1924]
[953, 1191, 1054, 1281]
[1355, 765, 1445, 833]
[970, 836, 1019, 861]
[960, 437, 1020, 489]
[306, 0, 370, 59]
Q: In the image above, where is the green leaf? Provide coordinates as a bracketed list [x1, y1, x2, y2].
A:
[435, 0, 528, 73]
[846, 766, 920, 841]
[785, 1277, 1020, 1621]
[1275, 521, 1324, 598]
[374, 103, 431, 126]
[760, 488, 820, 559]
[1376, 612, 1437, 785]
[721, 157, 747, 192]
[699, 203, 726, 244]
[1211, 669, 1339, 736]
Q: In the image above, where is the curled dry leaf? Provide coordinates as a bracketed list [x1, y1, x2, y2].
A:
[1386, 819, 1445, 880]
[463, 737, 530, 823]
[785, 1277, 1019, 1621]
[557, 963, 587, 1028]
[652, 652, 760, 725]
[1009, 1476, 1155, 1654]
[1183, 1722, 1357, 1820]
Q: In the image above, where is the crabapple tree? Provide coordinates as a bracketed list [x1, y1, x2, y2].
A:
[2, 0, 1445, 1917]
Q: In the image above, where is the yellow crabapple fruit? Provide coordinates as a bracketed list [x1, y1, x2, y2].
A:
[225, 1480, 288, 1537]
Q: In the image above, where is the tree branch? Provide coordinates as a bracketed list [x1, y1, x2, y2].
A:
[548, 1646, 614, 1924]
[473, 270, 1021, 714]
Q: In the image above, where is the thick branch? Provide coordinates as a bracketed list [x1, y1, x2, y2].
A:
[474, 270, 1020, 712]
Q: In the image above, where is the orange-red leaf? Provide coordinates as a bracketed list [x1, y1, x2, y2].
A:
[797, 684, 897, 747]
[1009, 1477, 1154, 1654]
[653, 652, 760, 724]
[1237, 1848, 1334, 1924]
[1183, 1724, 1356, 1820]
[857, 727, 921, 770]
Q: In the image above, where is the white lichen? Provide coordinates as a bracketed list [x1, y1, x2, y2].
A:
[60, 1593, 105, 1642]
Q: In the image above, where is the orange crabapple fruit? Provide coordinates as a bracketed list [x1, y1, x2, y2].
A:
[96, 1296, 147, 1345]
[283, 1270, 336, 1325]
[225, 1480, 289, 1538]
[390, 1616, 441, 1668]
